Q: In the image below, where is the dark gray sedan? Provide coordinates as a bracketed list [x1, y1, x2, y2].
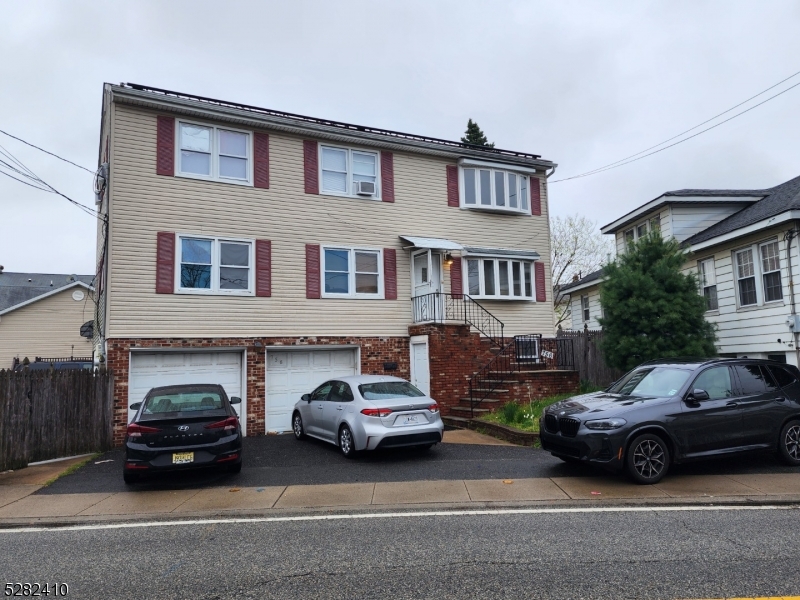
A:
[540, 358, 800, 484]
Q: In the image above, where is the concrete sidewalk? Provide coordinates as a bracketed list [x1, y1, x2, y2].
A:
[1, 469, 800, 525]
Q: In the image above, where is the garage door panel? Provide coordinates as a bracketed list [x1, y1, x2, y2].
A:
[266, 349, 357, 433]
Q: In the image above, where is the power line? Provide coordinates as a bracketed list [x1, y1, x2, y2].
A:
[0, 128, 94, 173]
[552, 70, 800, 183]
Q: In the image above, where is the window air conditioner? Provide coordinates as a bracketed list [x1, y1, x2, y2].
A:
[355, 181, 376, 196]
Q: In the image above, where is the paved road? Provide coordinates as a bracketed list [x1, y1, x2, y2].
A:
[38, 433, 798, 495]
[2, 506, 800, 599]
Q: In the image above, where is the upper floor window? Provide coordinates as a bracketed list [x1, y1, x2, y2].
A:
[178, 235, 253, 295]
[733, 238, 783, 308]
[735, 248, 757, 306]
[760, 240, 783, 302]
[460, 167, 530, 214]
[636, 222, 648, 238]
[320, 145, 380, 199]
[465, 258, 533, 300]
[650, 215, 661, 232]
[581, 295, 590, 322]
[322, 247, 383, 298]
[698, 258, 718, 311]
[177, 122, 251, 185]
[624, 229, 635, 243]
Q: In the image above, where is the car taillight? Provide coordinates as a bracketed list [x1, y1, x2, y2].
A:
[126, 423, 160, 439]
[205, 417, 239, 432]
[361, 408, 393, 417]
[428, 404, 439, 413]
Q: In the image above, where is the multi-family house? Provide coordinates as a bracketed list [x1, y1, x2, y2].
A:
[94, 83, 574, 442]
[561, 175, 800, 367]
[0, 270, 94, 369]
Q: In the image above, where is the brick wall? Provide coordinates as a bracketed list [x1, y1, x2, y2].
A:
[107, 336, 410, 445]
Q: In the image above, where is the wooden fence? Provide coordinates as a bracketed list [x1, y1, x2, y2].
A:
[557, 328, 624, 387]
[0, 369, 114, 471]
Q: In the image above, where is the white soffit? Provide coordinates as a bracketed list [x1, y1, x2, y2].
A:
[399, 236, 463, 251]
[458, 157, 539, 175]
[462, 246, 541, 260]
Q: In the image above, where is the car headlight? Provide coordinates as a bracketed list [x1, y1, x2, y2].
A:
[584, 418, 627, 430]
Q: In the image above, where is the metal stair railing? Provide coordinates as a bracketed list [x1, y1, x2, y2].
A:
[411, 292, 505, 347]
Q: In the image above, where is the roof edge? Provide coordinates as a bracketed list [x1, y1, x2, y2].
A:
[0, 281, 93, 316]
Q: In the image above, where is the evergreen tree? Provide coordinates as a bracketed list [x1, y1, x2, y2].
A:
[461, 119, 495, 147]
[599, 233, 716, 371]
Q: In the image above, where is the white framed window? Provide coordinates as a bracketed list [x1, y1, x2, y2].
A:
[734, 247, 758, 306]
[636, 222, 648, 239]
[464, 258, 534, 300]
[176, 121, 252, 185]
[624, 229, 635, 244]
[650, 215, 661, 232]
[322, 247, 383, 298]
[319, 145, 380, 199]
[581, 295, 590, 322]
[176, 235, 254, 295]
[460, 167, 530, 214]
[760, 240, 783, 303]
[698, 258, 718, 311]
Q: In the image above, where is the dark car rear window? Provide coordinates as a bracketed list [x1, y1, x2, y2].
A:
[359, 382, 426, 400]
[142, 391, 227, 417]
[769, 365, 798, 389]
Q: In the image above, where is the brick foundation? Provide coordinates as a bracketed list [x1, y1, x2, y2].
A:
[107, 336, 410, 445]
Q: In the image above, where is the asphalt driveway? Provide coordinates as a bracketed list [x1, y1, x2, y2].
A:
[36, 431, 798, 495]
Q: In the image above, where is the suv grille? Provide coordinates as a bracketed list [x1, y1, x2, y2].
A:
[558, 417, 581, 437]
[544, 414, 559, 433]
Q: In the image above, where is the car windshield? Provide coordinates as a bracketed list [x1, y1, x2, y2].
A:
[358, 381, 426, 400]
[610, 367, 691, 397]
[142, 390, 227, 417]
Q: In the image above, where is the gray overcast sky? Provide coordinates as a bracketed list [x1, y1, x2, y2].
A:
[1, 0, 799, 275]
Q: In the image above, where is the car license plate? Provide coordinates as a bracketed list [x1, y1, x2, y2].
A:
[398, 415, 420, 426]
[172, 452, 194, 464]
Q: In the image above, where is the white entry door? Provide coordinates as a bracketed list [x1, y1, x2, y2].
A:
[412, 250, 442, 321]
[410, 336, 431, 395]
[128, 351, 245, 433]
[265, 348, 358, 433]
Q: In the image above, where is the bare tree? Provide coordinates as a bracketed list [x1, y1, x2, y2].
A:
[550, 214, 614, 328]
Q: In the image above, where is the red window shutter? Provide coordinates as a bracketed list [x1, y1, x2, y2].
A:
[381, 151, 394, 203]
[534, 262, 546, 302]
[303, 140, 319, 194]
[255, 240, 272, 297]
[450, 257, 463, 299]
[156, 232, 175, 294]
[254, 132, 270, 189]
[156, 116, 174, 176]
[383, 249, 397, 299]
[530, 176, 542, 216]
[306, 244, 321, 299]
[446, 165, 459, 207]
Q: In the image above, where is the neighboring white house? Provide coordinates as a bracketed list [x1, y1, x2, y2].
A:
[560, 175, 800, 366]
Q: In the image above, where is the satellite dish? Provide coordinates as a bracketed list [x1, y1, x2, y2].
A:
[80, 321, 94, 339]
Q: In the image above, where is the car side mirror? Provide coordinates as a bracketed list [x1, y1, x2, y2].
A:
[129, 402, 141, 411]
[687, 389, 710, 402]
[230, 396, 241, 405]
[301, 394, 311, 402]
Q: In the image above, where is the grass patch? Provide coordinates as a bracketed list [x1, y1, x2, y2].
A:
[42, 453, 100, 487]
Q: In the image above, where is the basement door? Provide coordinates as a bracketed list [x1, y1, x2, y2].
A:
[410, 335, 431, 395]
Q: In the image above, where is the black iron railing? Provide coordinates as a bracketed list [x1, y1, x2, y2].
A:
[411, 292, 505, 347]
[469, 339, 516, 416]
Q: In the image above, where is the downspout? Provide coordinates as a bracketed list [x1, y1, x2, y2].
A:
[545, 164, 558, 179]
[785, 225, 800, 366]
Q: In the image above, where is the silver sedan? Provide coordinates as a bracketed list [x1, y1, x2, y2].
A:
[291, 375, 444, 457]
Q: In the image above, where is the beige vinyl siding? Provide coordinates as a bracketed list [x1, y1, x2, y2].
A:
[0, 288, 94, 368]
[107, 105, 554, 338]
[686, 225, 798, 365]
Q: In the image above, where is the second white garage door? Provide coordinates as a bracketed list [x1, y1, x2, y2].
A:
[266, 348, 358, 433]
[129, 351, 245, 433]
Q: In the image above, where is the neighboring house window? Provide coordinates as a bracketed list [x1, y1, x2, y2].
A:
[322, 247, 382, 298]
[460, 167, 530, 214]
[320, 145, 380, 199]
[760, 240, 783, 302]
[735, 248, 757, 306]
[698, 258, 718, 311]
[650, 215, 661, 232]
[464, 258, 534, 299]
[178, 236, 253, 294]
[581, 295, 590, 322]
[624, 229, 635, 244]
[177, 121, 251, 184]
[636, 223, 648, 238]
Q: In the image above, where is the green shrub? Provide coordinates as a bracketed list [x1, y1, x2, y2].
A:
[501, 402, 520, 423]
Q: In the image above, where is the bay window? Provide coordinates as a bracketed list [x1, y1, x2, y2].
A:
[460, 166, 530, 214]
[465, 258, 535, 300]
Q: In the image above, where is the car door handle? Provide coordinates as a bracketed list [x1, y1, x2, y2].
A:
[725, 401, 739, 407]
[336, 406, 344, 411]
[774, 397, 786, 402]
[317, 405, 323, 410]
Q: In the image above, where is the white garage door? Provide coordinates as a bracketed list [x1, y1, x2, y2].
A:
[266, 349, 357, 433]
[129, 351, 245, 434]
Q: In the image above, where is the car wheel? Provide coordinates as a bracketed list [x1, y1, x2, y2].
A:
[123, 472, 138, 485]
[338, 424, 357, 459]
[292, 412, 306, 440]
[778, 420, 800, 466]
[626, 433, 670, 485]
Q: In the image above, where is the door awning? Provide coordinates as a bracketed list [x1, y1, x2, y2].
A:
[399, 235, 464, 251]
[462, 246, 541, 260]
